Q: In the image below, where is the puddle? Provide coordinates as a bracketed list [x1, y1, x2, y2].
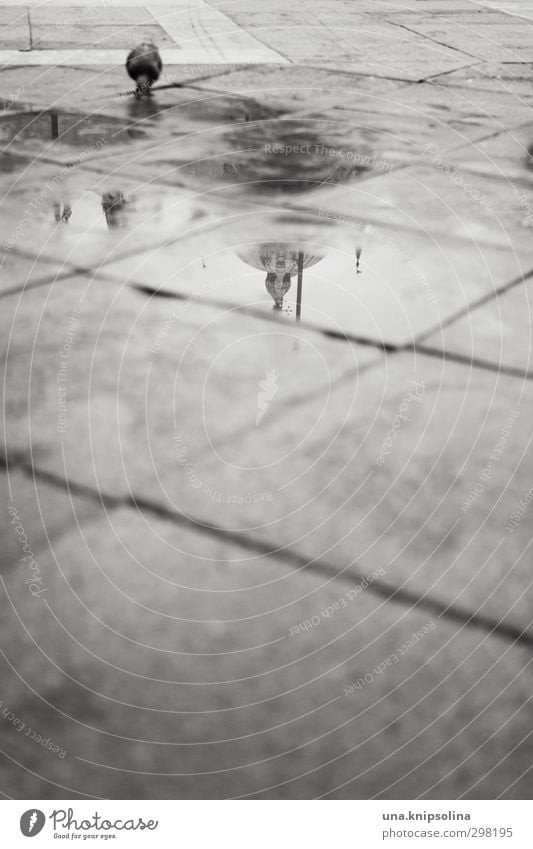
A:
[0, 98, 449, 345]
[0, 110, 146, 147]
[179, 120, 374, 195]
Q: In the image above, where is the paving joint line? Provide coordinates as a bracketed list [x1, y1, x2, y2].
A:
[414, 344, 532, 380]
[386, 19, 481, 63]
[128, 280, 532, 380]
[415, 267, 533, 344]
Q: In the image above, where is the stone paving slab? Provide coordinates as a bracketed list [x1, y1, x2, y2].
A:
[291, 104, 504, 163]
[469, 0, 533, 20]
[384, 15, 533, 62]
[1, 481, 531, 798]
[31, 23, 174, 50]
[0, 7, 29, 24]
[305, 163, 533, 262]
[0, 64, 127, 114]
[149, 2, 288, 63]
[445, 121, 533, 187]
[0, 0, 290, 64]
[0, 249, 75, 296]
[196, 1, 479, 80]
[194, 65, 407, 110]
[431, 62, 533, 100]
[0, 22, 31, 49]
[28, 5, 159, 24]
[373, 80, 533, 140]
[0, 271, 379, 492]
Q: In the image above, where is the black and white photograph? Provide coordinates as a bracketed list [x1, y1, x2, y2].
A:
[0, 0, 532, 843]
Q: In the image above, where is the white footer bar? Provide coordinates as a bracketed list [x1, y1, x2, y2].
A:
[2, 800, 531, 848]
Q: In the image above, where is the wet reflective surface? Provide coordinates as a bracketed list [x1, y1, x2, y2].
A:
[2, 100, 527, 351]
[2, 49, 533, 803]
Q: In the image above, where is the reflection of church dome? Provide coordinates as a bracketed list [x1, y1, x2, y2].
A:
[237, 243, 324, 309]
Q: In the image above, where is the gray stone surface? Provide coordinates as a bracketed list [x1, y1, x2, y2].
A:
[0, 22, 30, 49]
[432, 62, 533, 100]
[424, 276, 533, 374]
[214, 3, 476, 80]
[0, 0, 532, 801]
[133, 353, 533, 636]
[386, 16, 533, 62]
[31, 24, 174, 51]
[0, 273, 379, 495]
[444, 121, 533, 187]
[1, 487, 531, 799]
[29, 7, 159, 26]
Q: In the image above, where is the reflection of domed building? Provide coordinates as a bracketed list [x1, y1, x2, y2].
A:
[237, 243, 325, 309]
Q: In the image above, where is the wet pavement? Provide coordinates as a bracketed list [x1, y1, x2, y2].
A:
[1, 0, 533, 800]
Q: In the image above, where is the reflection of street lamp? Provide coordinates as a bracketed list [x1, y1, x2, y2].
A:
[50, 111, 59, 140]
[296, 250, 304, 320]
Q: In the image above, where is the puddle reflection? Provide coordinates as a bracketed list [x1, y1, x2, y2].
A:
[0, 110, 146, 146]
[237, 243, 327, 314]
[0, 100, 440, 345]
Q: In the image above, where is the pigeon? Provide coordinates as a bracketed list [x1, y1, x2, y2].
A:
[126, 43, 162, 97]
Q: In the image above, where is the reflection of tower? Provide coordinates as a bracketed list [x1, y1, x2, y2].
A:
[265, 271, 291, 309]
[236, 243, 324, 312]
[102, 192, 128, 230]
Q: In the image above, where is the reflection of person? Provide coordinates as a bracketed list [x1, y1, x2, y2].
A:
[265, 271, 291, 310]
[53, 202, 72, 223]
[102, 192, 128, 230]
